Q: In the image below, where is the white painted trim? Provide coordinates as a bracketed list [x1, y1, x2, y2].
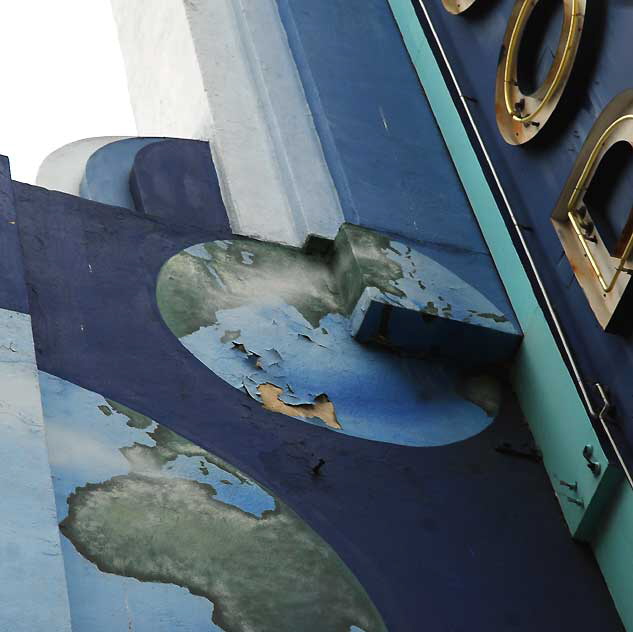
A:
[37, 136, 129, 195]
[0, 309, 72, 632]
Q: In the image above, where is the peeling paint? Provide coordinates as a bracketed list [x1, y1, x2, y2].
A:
[259, 383, 341, 429]
[160, 258, 503, 446]
[155, 225, 518, 446]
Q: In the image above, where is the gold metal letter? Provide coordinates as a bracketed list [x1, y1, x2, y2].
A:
[442, 0, 478, 15]
[552, 91, 633, 331]
[496, 0, 585, 145]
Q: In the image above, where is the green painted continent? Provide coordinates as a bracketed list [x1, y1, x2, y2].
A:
[61, 474, 385, 632]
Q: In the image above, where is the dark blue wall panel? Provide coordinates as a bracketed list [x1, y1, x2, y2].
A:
[276, 0, 489, 255]
[0, 156, 29, 314]
[131, 139, 230, 232]
[12, 171, 622, 630]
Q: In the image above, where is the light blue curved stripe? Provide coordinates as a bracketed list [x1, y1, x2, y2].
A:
[80, 137, 164, 209]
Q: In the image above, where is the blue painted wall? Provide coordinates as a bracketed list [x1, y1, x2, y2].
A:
[276, 0, 485, 253]
[80, 138, 163, 210]
[131, 140, 229, 232]
[11, 140, 622, 629]
[2, 0, 629, 625]
[274, 0, 520, 356]
[0, 156, 29, 314]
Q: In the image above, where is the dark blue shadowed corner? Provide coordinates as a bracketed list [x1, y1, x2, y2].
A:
[0, 155, 30, 314]
[130, 139, 231, 233]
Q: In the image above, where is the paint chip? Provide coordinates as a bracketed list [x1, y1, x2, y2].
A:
[258, 383, 342, 429]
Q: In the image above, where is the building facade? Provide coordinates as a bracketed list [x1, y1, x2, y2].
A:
[2, 1, 632, 630]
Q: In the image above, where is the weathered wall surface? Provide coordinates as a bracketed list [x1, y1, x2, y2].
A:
[386, 3, 633, 627]
[110, 0, 211, 142]
[0, 0, 622, 626]
[10, 138, 621, 630]
[275, 0, 485, 252]
[109, 0, 515, 345]
[0, 158, 72, 632]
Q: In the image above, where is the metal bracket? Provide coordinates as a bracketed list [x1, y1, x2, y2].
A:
[583, 444, 602, 477]
[595, 383, 616, 426]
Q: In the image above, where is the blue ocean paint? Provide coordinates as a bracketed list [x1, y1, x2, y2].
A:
[180, 302, 496, 447]
[40, 371, 279, 632]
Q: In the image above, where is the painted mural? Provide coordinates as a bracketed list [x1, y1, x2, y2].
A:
[156, 232, 512, 447]
[4, 0, 629, 620]
[42, 371, 384, 632]
[3, 132, 615, 631]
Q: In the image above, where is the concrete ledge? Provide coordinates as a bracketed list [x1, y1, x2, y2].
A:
[332, 223, 521, 366]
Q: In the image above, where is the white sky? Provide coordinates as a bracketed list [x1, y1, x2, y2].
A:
[0, 0, 136, 183]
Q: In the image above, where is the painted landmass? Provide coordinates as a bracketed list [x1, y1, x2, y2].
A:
[62, 474, 384, 632]
[156, 233, 506, 446]
[47, 375, 385, 632]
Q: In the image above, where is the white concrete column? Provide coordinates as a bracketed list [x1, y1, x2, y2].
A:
[111, 0, 343, 246]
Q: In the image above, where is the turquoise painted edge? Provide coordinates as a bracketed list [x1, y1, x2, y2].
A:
[387, 0, 633, 627]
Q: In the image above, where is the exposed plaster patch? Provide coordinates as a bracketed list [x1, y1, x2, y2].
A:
[174, 302, 498, 446]
[259, 383, 341, 429]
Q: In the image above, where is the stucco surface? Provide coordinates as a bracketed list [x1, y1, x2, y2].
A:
[111, 0, 342, 246]
[0, 311, 72, 632]
[36, 136, 128, 196]
[42, 372, 383, 632]
[10, 158, 622, 630]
